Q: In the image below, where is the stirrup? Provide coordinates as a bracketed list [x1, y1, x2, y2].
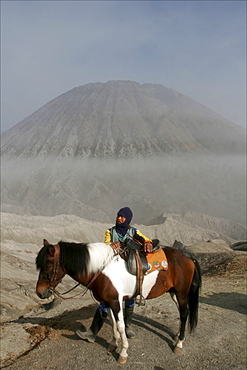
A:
[135, 295, 145, 306]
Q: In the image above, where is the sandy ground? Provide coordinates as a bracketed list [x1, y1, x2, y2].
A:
[1, 253, 246, 370]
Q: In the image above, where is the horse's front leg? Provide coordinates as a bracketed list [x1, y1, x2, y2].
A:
[108, 304, 129, 364]
[107, 308, 120, 354]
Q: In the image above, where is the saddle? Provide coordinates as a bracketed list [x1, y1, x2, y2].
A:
[126, 238, 161, 275]
[123, 239, 161, 305]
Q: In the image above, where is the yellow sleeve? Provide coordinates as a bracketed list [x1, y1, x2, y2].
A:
[136, 229, 152, 242]
[104, 229, 112, 244]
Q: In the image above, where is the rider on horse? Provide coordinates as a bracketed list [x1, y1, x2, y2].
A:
[76, 207, 153, 342]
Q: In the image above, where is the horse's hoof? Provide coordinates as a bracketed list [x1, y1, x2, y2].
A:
[118, 355, 128, 364]
[107, 343, 117, 353]
[173, 345, 183, 354]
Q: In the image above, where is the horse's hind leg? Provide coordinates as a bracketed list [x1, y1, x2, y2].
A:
[170, 292, 180, 340]
[173, 295, 188, 353]
[170, 291, 179, 309]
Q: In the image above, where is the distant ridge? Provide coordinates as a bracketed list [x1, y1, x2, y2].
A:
[1, 81, 246, 158]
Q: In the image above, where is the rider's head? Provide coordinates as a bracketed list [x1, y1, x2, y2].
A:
[116, 207, 133, 225]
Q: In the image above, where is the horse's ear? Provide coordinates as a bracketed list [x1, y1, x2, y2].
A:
[47, 245, 55, 256]
[43, 239, 56, 256]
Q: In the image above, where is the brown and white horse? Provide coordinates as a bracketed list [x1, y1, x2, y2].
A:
[36, 240, 201, 364]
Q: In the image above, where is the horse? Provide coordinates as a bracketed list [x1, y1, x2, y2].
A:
[36, 239, 201, 364]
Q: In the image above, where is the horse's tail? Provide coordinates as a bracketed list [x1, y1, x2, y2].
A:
[188, 258, 202, 333]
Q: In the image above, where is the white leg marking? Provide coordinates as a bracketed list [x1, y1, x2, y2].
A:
[116, 305, 129, 360]
[170, 292, 179, 310]
[175, 338, 185, 349]
[108, 309, 120, 353]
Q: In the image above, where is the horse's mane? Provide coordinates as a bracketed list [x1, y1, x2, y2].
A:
[36, 241, 114, 275]
[59, 241, 90, 275]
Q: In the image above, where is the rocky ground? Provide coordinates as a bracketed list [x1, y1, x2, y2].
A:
[1, 212, 246, 369]
[1, 251, 246, 370]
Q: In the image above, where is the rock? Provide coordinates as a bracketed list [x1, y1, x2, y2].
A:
[231, 241, 247, 251]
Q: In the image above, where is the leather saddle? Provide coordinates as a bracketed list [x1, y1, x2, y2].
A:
[126, 238, 160, 276]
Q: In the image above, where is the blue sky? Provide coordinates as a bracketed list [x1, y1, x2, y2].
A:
[1, 0, 246, 132]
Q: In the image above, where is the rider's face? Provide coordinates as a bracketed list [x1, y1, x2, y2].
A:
[116, 215, 126, 224]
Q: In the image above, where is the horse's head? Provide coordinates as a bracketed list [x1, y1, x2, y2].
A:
[36, 239, 66, 299]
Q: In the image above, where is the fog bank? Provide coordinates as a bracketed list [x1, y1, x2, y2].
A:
[2, 153, 246, 225]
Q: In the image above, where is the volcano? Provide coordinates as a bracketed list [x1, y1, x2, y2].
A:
[1, 81, 245, 158]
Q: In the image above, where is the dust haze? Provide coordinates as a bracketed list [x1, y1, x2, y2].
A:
[1, 153, 246, 226]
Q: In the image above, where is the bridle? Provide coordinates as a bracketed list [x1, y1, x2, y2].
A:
[46, 244, 65, 288]
[44, 243, 102, 300]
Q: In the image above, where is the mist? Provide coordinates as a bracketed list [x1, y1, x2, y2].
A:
[2, 153, 246, 226]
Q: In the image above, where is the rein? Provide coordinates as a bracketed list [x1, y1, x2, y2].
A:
[52, 271, 102, 301]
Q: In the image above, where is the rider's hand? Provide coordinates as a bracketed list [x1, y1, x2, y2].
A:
[143, 241, 153, 253]
[111, 242, 121, 250]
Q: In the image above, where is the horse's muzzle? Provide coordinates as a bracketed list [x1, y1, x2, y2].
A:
[36, 287, 53, 299]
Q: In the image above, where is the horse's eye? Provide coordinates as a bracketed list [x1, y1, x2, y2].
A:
[43, 269, 51, 279]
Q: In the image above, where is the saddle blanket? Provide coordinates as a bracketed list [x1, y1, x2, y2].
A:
[146, 249, 168, 274]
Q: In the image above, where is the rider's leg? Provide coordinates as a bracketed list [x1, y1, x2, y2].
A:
[124, 299, 135, 339]
[76, 303, 108, 342]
